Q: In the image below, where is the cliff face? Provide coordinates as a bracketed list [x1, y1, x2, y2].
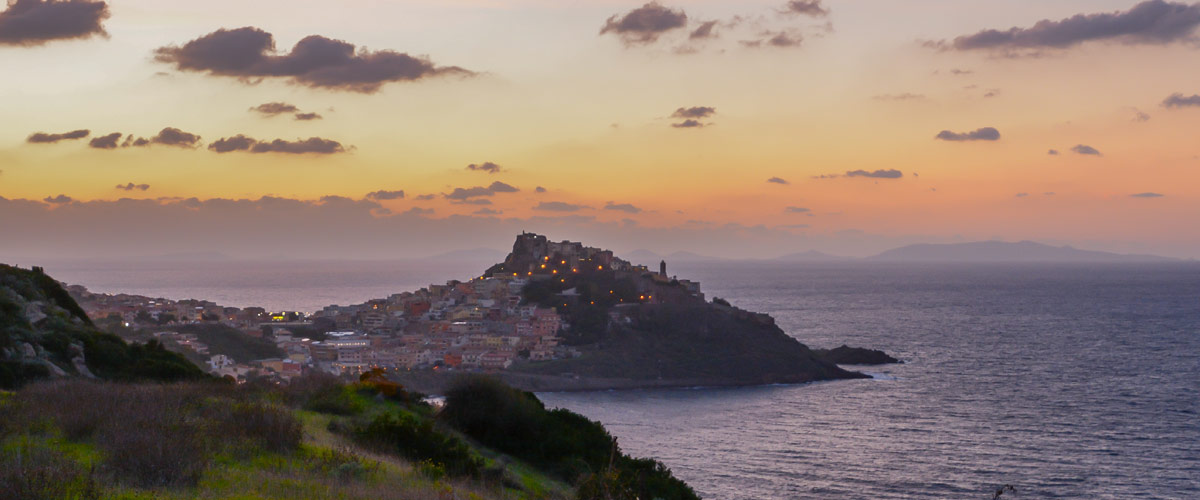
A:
[0, 264, 204, 388]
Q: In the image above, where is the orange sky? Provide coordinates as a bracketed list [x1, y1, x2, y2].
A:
[2, 0, 1199, 258]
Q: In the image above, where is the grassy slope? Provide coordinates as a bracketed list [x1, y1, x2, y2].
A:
[0, 382, 572, 500]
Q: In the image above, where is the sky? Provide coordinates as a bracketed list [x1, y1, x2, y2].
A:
[2, 0, 1199, 260]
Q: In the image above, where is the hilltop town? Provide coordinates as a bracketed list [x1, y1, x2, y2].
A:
[68, 233, 710, 383]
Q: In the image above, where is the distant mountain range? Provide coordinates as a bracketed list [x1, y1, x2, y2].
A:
[622, 240, 1179, 264]
[867, 241, 1177, 263]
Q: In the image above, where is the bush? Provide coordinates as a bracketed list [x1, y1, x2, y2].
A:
[285, 372, 364, 415]
[0, 438, 100, 500]
[223, 401, 303, 453]
[441, 375, 611, 480]
[354, 412, 482, 478]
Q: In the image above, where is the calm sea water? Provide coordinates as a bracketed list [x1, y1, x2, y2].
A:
[37, 259, 1200, 499]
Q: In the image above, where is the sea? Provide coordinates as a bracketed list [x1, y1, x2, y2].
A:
[38, 259, 1200, 499]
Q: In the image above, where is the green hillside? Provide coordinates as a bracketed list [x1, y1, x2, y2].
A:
[0, 264, 204, 388]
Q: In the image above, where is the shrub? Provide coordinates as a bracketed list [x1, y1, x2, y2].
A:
[0, 439, 100, 500]
[285, 372, 364, 415]
[223, 401, 303, 453]
[441, 375, 612, 480]
[354, 412, 482, 478]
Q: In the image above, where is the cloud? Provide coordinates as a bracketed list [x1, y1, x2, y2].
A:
[444, 181, 519, 201]
[604, 202, 642, 214]
[403, 207, 434, 216]
[154, 27, 471, 93]
[208, 135, 346, 154]
[599, 2, 688, 44]
[414, 194, 436, 201]
[846, 169, 903, 179]
[767, 177, 790, 185]
[671, 119, 705, 128]
[1131, 192, 1164, 198]
[115, 183, 150, 191]
[1133, 109, 1151, 122]
[294, 112, 322, 121]
[671, 106, 716, 119]
[534, 201, 589, 212]
[940, 1, 1200, 52]
[473, 208, 502, 216]
[689, 20, 718, 40]
[466, 161, 503, 174]
[1048, 149, 1060, 155]
[1071, 144, 1102, 156]
[935, 127, 1001, 142]
[743, 31, 804, 48]
[88, 132, 121, 149]
[0, 0, 109, 47]
[250, 102, 298, 116]
[873, 93, 925, 101]
[1162, 92, 1200, 108]
[535, 186, 547, 193]
[785, 206, 811, 213]
[365, 190, 404, 201]
[42, 194, 72, 204]
[26, 129, 89, 143]
[450, 198, 493, 206]
[783, 0, 829, 17]
[145, 127, 201, 148]
[1015, 192, 1029, 198]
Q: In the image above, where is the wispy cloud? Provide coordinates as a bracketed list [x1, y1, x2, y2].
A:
[935, 127, 1000, 142]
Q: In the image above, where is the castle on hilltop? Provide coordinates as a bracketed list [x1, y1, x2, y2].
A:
[491, 232, 702, 300]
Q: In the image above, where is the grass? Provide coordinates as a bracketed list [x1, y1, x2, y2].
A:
[0, 379, 571, 500]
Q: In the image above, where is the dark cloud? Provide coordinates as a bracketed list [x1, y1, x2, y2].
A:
[42, 194, 72, 204]
[785, 206, 811, 213]
[444, 181, 519, 201]
[671, 119, 705, 128]
[0, 0, 109, 47]
[689, 20, 718, 40]
[466, 161, 503, 174]
[403, 207, 434, 216]
[207, 135, 257, 153]
[250, 102, 298, 115]
[534, 201, 589, 212]
[1162, 92, 1200, 108]
[599, 2, 688, 44]
[535, 186, 547, 193]
[208, 135, 346, 154]
[294, 112, 322, 121]
[115, 183, 150, 191]
[941, 1, 1200, 52]
[846, 169, 903, 179]
[604, 202, 642, 214]
[1048, 149, 1060, 155]
[451, 198, 493, 206]
[473, 208, 502, 216]
[414, 194, 436, 201]
[935, 127, 1001, 141]
[88, 132, 121, 149]
[1072, 144, 1102, 156]
[671, 106, 716, 119]
[26, 129, 89, 143]
[767, 177, 790, 185]
[146, 127, 201, 148]
[365, 190, 404, 201]
[154, 27, 471, 93]
[1131, 192, 1164, 198]
[783, 0, 829, 17]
